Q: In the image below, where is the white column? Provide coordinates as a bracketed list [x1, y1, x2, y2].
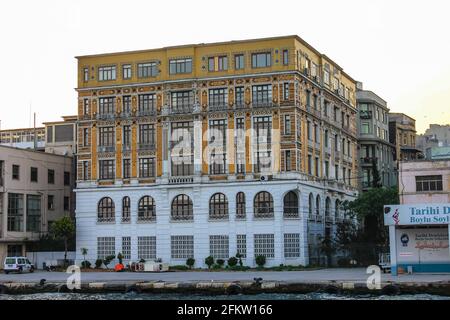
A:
[389, 225, 398, 276]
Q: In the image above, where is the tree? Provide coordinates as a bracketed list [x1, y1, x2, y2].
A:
[50, 216, 75, 267]
[186, 258, 195, 269]
[81, 248, 88, 263]
[371, 159, 381, 188]
[319, 235, 336, 267]
[255, 255, 266, 268]
[236, 253, 243, 267]
[227, 257, 238, 267]
[349, 187, 399, 246]
[205, 256, 214, 269]
[117, 252, 123, 265]
[103, 255, 115, 269]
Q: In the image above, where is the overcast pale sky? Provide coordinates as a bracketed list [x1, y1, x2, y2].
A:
[1, 0, 449, 133]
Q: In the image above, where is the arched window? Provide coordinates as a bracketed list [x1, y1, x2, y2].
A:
[209, 193, 229, 220]
[254, 191, 274, 218]
[325, 197, 331, 216]
[315, 195, 321, 216]
[122, 196, 130, 223]
[98, 197, 115, 222]
[236, 192, 246, 219]
[335, 199, 341, 220]
[283, 191, 298, 218]
[308, 193, 314, 217]
[171, 194, 193, 221]
[138, 196, 156, 222]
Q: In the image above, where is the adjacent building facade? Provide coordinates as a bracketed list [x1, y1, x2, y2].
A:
[389, 113, 422, 162]
[356, 84, 396, 191]
[75, 35, 359, 267]
[0, 127, 45, 150]
[0, 146, 73, 265]
[384, 159, 450, 274]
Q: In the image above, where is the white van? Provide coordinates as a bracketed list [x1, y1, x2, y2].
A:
[3, 257, 35, 274]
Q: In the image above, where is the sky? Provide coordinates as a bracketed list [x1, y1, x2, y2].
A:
[0, 0, 449, 134]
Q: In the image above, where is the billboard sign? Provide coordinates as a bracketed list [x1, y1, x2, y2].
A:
[384, 204, 450, 226]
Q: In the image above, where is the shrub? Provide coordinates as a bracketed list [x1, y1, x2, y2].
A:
[205, 256, 214, 269]
[103, 255, 115, 269]
[236, 253, 243, 267]
[95, 259, 103, 269]
[81, 260, 91, 269]
[216, 259, 225, 267]
[186, 258, 195, 269]
[169, 265, 189, 271]
[255, 255, 266, 268]
[227, 257, 238, 267]
[117, 253, 123, 264]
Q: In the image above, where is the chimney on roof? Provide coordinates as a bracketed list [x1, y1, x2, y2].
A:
[356, 81, 363, 91]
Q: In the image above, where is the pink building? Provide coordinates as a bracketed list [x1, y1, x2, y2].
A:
[399, 160, 450, 204]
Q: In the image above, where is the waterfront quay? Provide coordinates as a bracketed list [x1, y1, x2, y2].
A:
[1, 269, 450, 296]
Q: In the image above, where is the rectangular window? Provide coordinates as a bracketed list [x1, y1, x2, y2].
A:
[98, 66, 116, 81]
[307, 155, 312, 175]
[139, 158, 155, 178]
[83, 128, 89, 146]
[334, 134, 339, 152]
[324, 101, 329, 117]
[235, 86, 244, 107]
[64, 196, 69, 211]
[361, 122, 370, 134]
[252, 84, 272, 106]
[284, 150, 292, 172]
[171, 235, 194, 259]
[251, 52, 271, 68]
[324, 130, 329, 148]
[235, 118, 245, 174]
[137, 62, 157, 78]
[30, 167, 38, 182]
[82, 161, 89, 180]
[208, 88, 228, 108]
[208, 57, 215, 72]
[335, 164, 339, 180]
[83, 99, 90, 115]
[48, 169, 55, 184]
[253, 116, 272, 173]
[26, 195, 41, 232]
[283, 83, 290, 100]
[313, 95, 318, 110]
[218, 56, 228, 71]
[139, 124, 155, 148]
[83, 67, 89, 82]
[171, 91, 193, 113]
[171, 121, 194, 176]
[334, 107, 338, 122]
[138, 236, 156, 260]
[324, 160, 329, 178]
[284, 115, 291, 135]
[48, 195, 54, 210]
[99, 126, 115, 147]
[98, 97, 115, 115]
[99, 160, 115, 180]
[138, 94, 156, 115]
[416, 175, 443, 192]
[209, 235, 229, 259]
[169, 58, 192, 74]
[315, 157, 319, 177]
[122, 64, 132, 79]
[282, 49, 289, 65]
[123, 125, 131, 147]
[307, 121, 312, 141]
[235, 54, 244, 70]
[306, 90, 311, 109]
[284, 233, 300, 258]
[314, 124, 319, 143]
[64, 171, 70, 186]
[97, 237, 115, 259]
[8, 193, 24, 232]
[209, 119, 227, 175]
[236, 234, 247, 258]
[254, 234, 274, 258]
[324, 70, 330, 85]
[122, 237, 131, 260]
[122, 96, 131, 114]
[123, 159, 131, 179]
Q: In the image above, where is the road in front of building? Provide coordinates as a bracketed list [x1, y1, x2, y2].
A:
[1, 268, 450, 284]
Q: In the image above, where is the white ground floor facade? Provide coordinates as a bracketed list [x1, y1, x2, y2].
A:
[75, 178, 357, 268]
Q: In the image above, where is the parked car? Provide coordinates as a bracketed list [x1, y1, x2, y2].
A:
[3, 257, 35, 274]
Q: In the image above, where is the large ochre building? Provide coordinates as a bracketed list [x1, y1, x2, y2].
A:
[75, 35, 359, 267]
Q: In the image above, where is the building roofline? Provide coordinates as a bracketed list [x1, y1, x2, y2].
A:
[0, 145, 73, 159]
[75, 34, 356, 83]
[0, 127, 45, 132]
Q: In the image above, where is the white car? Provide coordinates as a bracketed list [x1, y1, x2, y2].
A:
[3, 257, 35, 274]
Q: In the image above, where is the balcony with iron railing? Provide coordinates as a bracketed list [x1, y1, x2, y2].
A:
[208, 103, 229, 112]
[121, 215, 130, 223]
[360, 110, 373, 119]
[122, 144, 131, 152]
[170, 213, 194, 222]
[209, 213, 229, 221]
[169, 176, 194, 184]
[253, 210, 274, 219]
[137, 213, 156, 223]
[96, 113, 115, 120]
[97, 145, 116, 153]
[252, 100, 274, 108]
[120, 112, 132, 119]
[137, 109, 157, 117]
[97, 216, 115, 224]
[234, 102, 246, 109]
[170, 105, 194, 114]
[283, 210, 300, 219]
[138, 142, 156, 151]
[360, 156, 377, 164]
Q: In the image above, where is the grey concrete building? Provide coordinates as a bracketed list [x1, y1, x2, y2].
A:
[356, 84, 396, 191]
[0, 146, 73, 265]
